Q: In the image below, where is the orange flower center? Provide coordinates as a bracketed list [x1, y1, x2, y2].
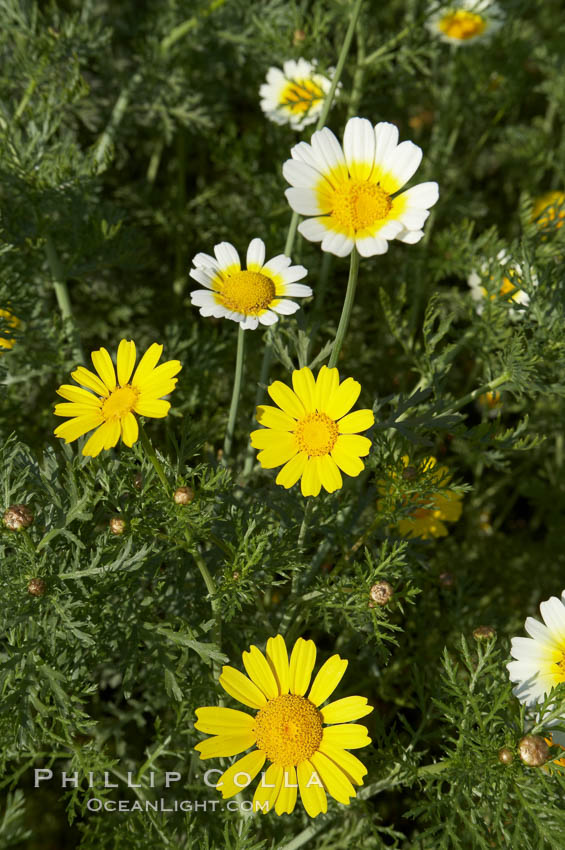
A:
[254, 694, 323, 765]
[439, 10, 486, 40]
[219, 271, 276, 316]
[101, 386, 139, 421]
[330, 179, 392, 233]
[280, 78, 324, 115]
[295, 412, 339, 457]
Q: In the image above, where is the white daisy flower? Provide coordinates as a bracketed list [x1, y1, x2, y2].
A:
[259, 59, 334, 131]
[468, 250, 537, 319]
[427, 0, 504, 46]
[189, 238, 312, 331]
[282, 117, 439, 258]
[507, 590, 565, 715]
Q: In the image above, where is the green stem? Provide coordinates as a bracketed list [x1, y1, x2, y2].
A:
[444, 372, 511, 416]
[94, 71, 142, 172]
[328, 248, 360, 368]
[45, 235, 84, 363]
[139, 424, 170, 494]
[186, 532, 222, 683]
[222, 325, 246, 464]
[242, 328, 274, 477]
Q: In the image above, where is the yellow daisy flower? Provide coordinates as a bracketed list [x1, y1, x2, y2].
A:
[53, 339, 182, 457]
[0, 308, 20, 351]
[427, 0, 503, 46]
[379, 456, 463, 539]
[259, 59, 335, 131]
[194, 634, 373, 817]
[250, 366, 374, 497]
[531, 190, 565, 233]
[282, 116, 438, 257]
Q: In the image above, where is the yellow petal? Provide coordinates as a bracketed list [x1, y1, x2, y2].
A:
[308, 654, 348, 707]
[253, 763, 283, 815]
[91, 347, 117, 392]
[335, 433, 371, 458]
[103, 418, 121, 450]
[194, 706, 255, 734]
[321, 723, 371, 749]
[289, 638, 317, 696]
[434, 491, 463, 522]
[275, 765, 298, 815]
[268, 380, 305, 419]
[82, 423, 113, 457]
[331, 441, 365, 477]
[131, 342, 163, 388]
[301, 457, 322, 497]
[318, 454, 343, 494]
[275, 451, 308, 489]
[242, 645, 279, 700]
[337, 409, 375, 434]
[135, 360, 182, 396]
[195, 732, 256, 759]
[121, 412, 139, 447]
[216, 749, 266, 799]
[133, 398, 171, 418]
[292, 368, 316, 412]
[56, 384, 101, 406]
[266, 635, 290, 695]
[310, 750, 355, 805]
[257, 435, 297, 469]
[314, 366, 340, 412]
[318, 740, 368, 785]
[219, 665, 267, 709]
[324, 377, 361, 420]
[250, 429, 284, 450]
[297, 759, 327, 818]
[54, 413, 103, 443]
[117, 339, 137, 386]
[71, 366, 110, 397]
[54, 402, 103, 417]
[320, 696, 373, 724]
[256, 404, 296, 431]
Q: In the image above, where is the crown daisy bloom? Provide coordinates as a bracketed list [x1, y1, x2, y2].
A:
[507, 590, 565, 712]
[53, 339, 182, 457]
[189, 239, 311, 331]
[194, 634, 373, 817]
[0, 308, 20, 351]
[378, 456, 463, 539]
[427, 0, 504, 46]
[259, 59, 335, 131]
[468, 250, 537, 319]
[250, 366, 374, 497]
[282, 117, 439, 257]
[531, 190, 565, 234]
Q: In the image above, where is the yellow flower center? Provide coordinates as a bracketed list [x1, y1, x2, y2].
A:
[330, 180, 392, 233]
[254, 694, 323, 765]
[219, 271, 276, 316]
[439, 10, 487, 40]
[295, 412, 339, 457]
[101, 385, 139, 421]
[532, 191, 565, 231]
[481, 270, 522, 302]
[280, 78, 324, 115]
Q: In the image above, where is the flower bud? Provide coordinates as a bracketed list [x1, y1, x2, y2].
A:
[174, 486, 194, 505]
[3, 503, 34, 531]
[473, 625, 496, 641]
[232, 571, 240, 581]
[133, 471, 143, 490]
[109, 516, 126, 535]
[27, 577, 46, 597]
[439, 572, 454, 588]
[369, 581, 394, 607]
[498, 747, 514, 765]
[293, 29, 306, 45]
[518, 735, 549, 767]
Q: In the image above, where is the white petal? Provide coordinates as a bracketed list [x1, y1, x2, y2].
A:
[395, 228, 424, 244]
[374, 122, 399, 165]
[246, 238, 265, 270]
[283, 283, 313, 297]
[283, 159, 323, 189]
[190, 289, 217, 307]
[290, 141, 320, 170]
[343, 117, 376, 182]
[371, 220, 404, 239]
[525, 617, 555, 645]
[262, 254, 291, 277]
[286, 187, 325, 215]
[320, 231, 354, 257]
[272, 299, 300, 315]
[214, 242, 240, 271]
[398, 181, 439, 211]
[510, 637, 552, 661]
[394, 207, 431, 230]
[192, 251, 219, 270]
[279, 265, 309, 285]
[540, 597, 565, 642]
[310, 127, 348, 182]
[240, 315, 259, 330]
[355, 235, 389, 256]
[380, 140, 423, 192]
[258, 311, 279, 326]
[298, 218, 330, 243]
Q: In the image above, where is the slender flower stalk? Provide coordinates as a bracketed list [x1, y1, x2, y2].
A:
[45, 235, 84, 364]
[328, 249, 360, 368]
[223, 325, 246, 464]
[138, 423, 170, 494]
